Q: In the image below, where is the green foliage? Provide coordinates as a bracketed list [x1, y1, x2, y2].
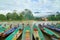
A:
[47, 12, 60, 21]
[0, 9, 34, 21]
[24, 9, 34, 20]
[6, 12, 12, 20]
[1, 9, 60, 21]
[11, 11, 19, 20]
[19, 13, 24, 20]
[0, 14, 6, 21]
[34, 11, 60, 21]
[34, 17, 42, 21]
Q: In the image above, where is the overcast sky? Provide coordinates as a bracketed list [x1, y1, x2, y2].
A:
[0, 0, 60, 17]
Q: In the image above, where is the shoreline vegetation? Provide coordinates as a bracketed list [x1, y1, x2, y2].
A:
[0, 9, 60, 21]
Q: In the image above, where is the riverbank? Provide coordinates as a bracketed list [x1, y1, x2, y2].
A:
[0, 20, 60, 23]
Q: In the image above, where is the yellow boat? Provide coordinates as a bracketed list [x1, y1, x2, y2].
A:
[5, 26, 23, 40]
[32, 24, 45, 40]
[25, 30, 30, 40]
[22, 25, 32, 40]
[33, 28, 41, 40]
[12, 29, 22, 40]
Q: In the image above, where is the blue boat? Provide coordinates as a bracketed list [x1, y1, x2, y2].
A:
[56, 23, 60, 28]
[0, 25, 10, 36]
[38, 24, 60, 40]
[2, 27, 17, 37]
[5, 25, 23, 40]
[46, 24, 60, 32]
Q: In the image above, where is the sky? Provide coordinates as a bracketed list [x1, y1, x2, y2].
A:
[0, 0, 60, 17]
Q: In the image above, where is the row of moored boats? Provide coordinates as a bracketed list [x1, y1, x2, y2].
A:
[0, 23, 60, 40]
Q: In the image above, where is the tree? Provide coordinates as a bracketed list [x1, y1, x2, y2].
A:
[47, 15, 56, 21]
[0, 14, 6, 21]
[11, 10, 19, 20]
[24, 9, 34, 20]
[6, 12, 12, 20]
[56, 12, 60, 20]
[19, 13, 24, 20]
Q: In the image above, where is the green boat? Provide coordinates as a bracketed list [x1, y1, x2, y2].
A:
[39, 26, 60, 40]
[0, 25, 10, 31]
[0, 27, 5, 35]
[0, 26, 6, 33]
[32, 24, 45, 40]
[45, 28, 60, 37]
[0, 27, 7, 31]
[0, 30, 4, 36]
[56, 24, 60, 28]
[22, 25, 32, 40]
[0, 25, 10, 35]
[0, 25, 6, 31]
[5, 26, 22, 40]
[0, 26, 2, 28]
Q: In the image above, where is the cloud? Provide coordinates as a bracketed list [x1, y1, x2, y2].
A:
[0, 0, 60, 17]
[0, 10, 12, 15]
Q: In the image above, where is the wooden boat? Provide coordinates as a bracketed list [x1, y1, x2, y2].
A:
[56, 23, 60, 29]
[5, 25, 23, 40]
[0, 25, 10, 36]
[45, 24, 60, 32]
[2, 27, 17, 37]
[38, 24, 60, 40]
[22, 25, 32, 40]
[0, 30, 4, 36]
[0, 25, 7, 31]
[32, 24, 45, 40]
[55, 28, 60, 32]
[12, 29, 22, 40]
[0, 24, 10, 31]
[12, 24, 24, 40]
[0, 26, 6, 36]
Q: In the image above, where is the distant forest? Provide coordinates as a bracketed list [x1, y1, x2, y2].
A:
[35, 12, 60, 21]
[0, 9, 60, 21]
[0, 9, 34, 21]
